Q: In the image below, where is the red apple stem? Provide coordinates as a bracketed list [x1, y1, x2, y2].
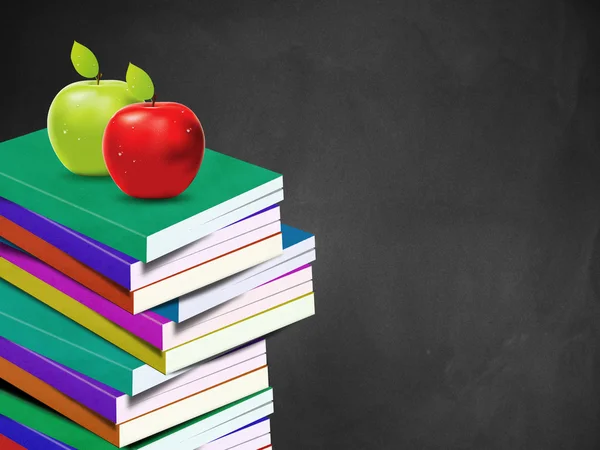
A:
[151, 94, 157, 107]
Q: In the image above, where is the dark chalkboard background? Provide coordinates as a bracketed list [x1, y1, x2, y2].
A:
[2, 1, 600, 448]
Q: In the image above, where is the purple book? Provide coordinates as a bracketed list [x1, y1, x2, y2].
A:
[0, 338, 267, 424]
[0, 197, 280, 290]
[0, 414, 77, 450]
[1, 241, 311, 351]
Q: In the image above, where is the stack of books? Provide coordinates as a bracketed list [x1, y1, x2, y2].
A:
[0, 129, 317, 449]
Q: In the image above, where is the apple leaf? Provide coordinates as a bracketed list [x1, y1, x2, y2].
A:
[126, 63, 155, 101]
[70, 41, 99, 79]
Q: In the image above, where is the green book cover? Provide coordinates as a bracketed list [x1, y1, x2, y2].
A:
[0, 129, 282, 262]
[0, 383, 272, 450]
[0, 279, 145, 395]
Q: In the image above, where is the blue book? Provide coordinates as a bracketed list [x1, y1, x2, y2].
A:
[0, 414, 76, 450]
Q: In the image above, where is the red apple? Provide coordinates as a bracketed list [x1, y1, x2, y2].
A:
[102, 102, 205, 198]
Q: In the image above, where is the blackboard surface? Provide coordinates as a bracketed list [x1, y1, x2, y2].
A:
[2, 1, 600, 448]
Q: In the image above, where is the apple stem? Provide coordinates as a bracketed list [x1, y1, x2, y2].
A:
[96, 72, 103, 85]
[151, 94, 157, 107]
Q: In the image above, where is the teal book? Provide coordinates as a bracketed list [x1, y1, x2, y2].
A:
[0, 129, 283, 262]
[0, 278, 179, 396]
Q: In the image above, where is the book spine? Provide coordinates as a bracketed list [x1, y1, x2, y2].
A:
[0, 273, 135, 395]
[1, 243, 163, 349]
[0, 198, 133, 288]
[0, 432, 26, 450]
[0, 414, 77, 449]
[0, 338, 119, 422]
[0, 238, 135, 314]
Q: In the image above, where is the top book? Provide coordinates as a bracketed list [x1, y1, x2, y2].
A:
[0, 129, 283, 262]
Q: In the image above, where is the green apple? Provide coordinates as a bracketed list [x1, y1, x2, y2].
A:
[47, 41, 138, 176]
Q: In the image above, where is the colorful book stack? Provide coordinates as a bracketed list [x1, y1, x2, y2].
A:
[0, 129, 317, 449]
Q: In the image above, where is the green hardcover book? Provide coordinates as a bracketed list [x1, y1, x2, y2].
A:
[0, 279, 181, 396]
[0, 383, 274, 450]
[0, 129, 283, 262]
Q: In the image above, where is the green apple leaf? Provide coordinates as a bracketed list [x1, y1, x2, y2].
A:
[126, 63, 155, 101]
[70, 41, 99, 79]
